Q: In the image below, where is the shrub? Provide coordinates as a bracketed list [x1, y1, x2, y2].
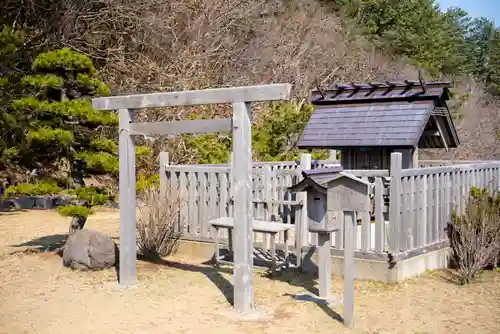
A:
[450, 187, 500, 284]
[75, 151, 119, 175]
[4, 181, 62, 197]
[89, 139, 117, 153]
[136, 187, 183, 258]
[68, 186, 114, 206]
[136, 173, 160, 194]
[56, 205, 93, 218]
[56, 186, 113, 233]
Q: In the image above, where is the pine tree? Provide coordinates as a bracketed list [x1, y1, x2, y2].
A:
[0, 26, 26, 176]
[465, 18, 496, 81]
[252, 102, 327, 161]
[10, 47, 118, 229]
[486, 30, 500, 94]
[12, 48, 118, 179]
[333, 0, 470, 76]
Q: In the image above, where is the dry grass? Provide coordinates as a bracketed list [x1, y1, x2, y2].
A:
[1, 210, 500, 333]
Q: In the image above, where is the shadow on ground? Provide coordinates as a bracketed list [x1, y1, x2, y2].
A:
[138, 254, 235, 306]
[10, 234, 341, 324]
[10, 232, 119, 254]
[10, 233, 122, 280]
[433, 268, 499, 285]
[12, 234, 68, 252]
[258, 248, 344, 324]
[434, 269, 464, 285]
[0, 208, 30, 215]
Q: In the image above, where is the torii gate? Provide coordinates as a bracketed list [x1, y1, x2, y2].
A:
[92, 84, 292, 313]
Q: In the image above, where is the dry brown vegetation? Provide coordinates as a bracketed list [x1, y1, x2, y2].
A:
[422, 79, 500, 160]
[136, 187, 184, 258]
[3, 0, 417, 165]
[451, 92, 500, 160]
[4, 0, 500, 162]
[45, 0, 415, 95]
[1, 209, 500, 333]
[450, 189, 500, 284]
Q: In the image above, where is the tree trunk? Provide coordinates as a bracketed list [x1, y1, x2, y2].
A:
[70, 158, 86, 189]
[69, 215, 87, 234]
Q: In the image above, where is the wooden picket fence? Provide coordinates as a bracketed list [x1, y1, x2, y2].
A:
[418, 160, 483, 167]
[160, 153, 389, 253]
[391, 160, 500, 255]
[160, 152, 500, 262]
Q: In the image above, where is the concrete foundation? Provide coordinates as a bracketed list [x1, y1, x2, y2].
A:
[171, 238, 453, 283]
[301, 246, 452, 282]
[175, 239, 216, 259]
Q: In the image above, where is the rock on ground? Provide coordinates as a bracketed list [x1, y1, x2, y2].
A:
[62, 229, 117, 270]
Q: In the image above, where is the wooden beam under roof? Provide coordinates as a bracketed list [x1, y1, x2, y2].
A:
[422, 130, 440, 137]
[433, 116, 449, 151]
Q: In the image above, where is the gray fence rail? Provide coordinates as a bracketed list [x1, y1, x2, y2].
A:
[160, 153, 500, 261]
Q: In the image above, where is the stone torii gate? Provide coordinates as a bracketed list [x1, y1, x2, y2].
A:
[92, 84, 292, 313]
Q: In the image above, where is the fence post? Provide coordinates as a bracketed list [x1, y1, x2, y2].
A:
[496, 166, 500, 192]
[231, 102, 253, 313]
[374, 177, 384, 253]
[118, 108, 137, 286]
[389, 152, 402, 253]
[412, 147, 419, 168]
[328, 150, 338, 163]
[159, 152, 169, 198]
[297, 153, 312, 268]
[229, 151, 234, 202]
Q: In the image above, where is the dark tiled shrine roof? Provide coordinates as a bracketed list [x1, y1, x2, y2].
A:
[298, 81, 459, 149]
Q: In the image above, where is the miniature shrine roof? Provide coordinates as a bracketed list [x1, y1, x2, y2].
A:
[297, 81, 459, 150]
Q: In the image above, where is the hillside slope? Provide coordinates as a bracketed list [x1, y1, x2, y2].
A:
[2, 0, 414, 94]
[1, 0, 499, 163]
[423, 81, 500, 160]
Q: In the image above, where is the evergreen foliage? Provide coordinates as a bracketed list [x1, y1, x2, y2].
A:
[332, 0, 468, 76]
[56, 205, 93, 218]
[4, 181, 62, 197]
[136, 173, 160, 194]
[2, 0, 500, 193]
[0, 29, 151, 182]
[56, 186, 113, 218]
[13, 47, 118, 175]
[332, 0, 500, 92]
[69, 186, 114, 206]
[253, 102, 328, 161]
[183, 101, 329, 164]
[488, 31, 500, 94]
[0, 26, 26, 171]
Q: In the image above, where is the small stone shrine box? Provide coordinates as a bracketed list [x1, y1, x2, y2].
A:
[290, 168, 373, 328]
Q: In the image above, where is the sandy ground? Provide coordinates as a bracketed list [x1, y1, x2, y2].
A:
[0, 210, 500, 334]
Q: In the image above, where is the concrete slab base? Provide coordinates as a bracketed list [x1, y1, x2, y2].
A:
[299, 246, 452, 283]
[171, 239, 453, 283]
